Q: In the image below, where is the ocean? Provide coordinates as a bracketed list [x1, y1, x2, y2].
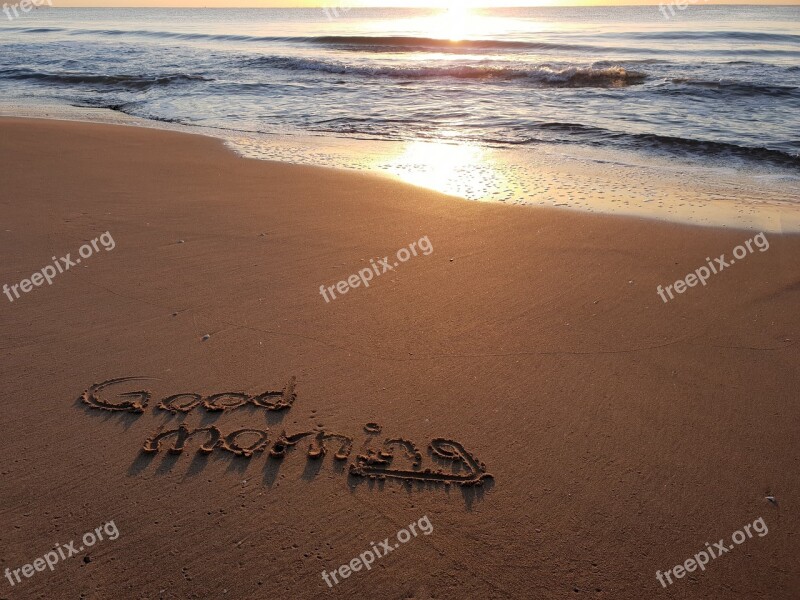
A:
[1, 6, 798, 226]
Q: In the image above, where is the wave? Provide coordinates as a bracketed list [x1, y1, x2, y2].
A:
[3, 27, 598, 52]
[624, 30, 800, 44]
[0, 68, 210, 90]
[593, 58, 667, 66]
[3, 25, 297, 43]
[627, 132, 799, 167]
[73, 101, 187, 124]
[308, 35, 588, 52]
[207, 111, 800, 168]
[670, 77, 798, 97]
[246, 56, 646, 87]
[529, 122, 800, 167]
[7, 27, 63, 33]
[8, 26, 800, 58]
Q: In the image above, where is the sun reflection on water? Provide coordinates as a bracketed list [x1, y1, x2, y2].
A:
[375, 2, 525, 44]
[376, 138, 516, 201]
[439, 3, 472, 41]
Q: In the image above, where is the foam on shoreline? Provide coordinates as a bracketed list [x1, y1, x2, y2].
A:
[2, 101, 796, 233]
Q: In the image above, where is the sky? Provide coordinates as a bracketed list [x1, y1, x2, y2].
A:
[52, 0, 800, 7]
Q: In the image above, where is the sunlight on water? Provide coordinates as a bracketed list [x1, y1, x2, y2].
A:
[438, 3, 479, 41]
[378, 138, 513, 201]
[374, 4, 527, 41]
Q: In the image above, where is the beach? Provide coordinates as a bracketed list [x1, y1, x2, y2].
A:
[2, 6, 799, 230]
[0, 117, 798, 599]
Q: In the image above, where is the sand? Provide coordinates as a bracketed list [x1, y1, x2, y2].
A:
[0, 118, 797, 600]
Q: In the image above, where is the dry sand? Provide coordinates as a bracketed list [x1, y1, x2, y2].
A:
[0, 118, 798, 599]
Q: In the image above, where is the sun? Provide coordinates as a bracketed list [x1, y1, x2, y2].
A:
[423, 0, 479, 41]
[444, 2, 471, 41]
[390, 0, 509, 44]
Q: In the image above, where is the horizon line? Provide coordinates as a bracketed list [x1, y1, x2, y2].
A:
[32, 3, 800, 7]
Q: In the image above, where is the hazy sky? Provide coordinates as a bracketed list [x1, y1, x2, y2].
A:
[53, 0, 800, 7]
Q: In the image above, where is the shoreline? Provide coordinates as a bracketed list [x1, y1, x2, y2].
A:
[2, 102, 798, 233]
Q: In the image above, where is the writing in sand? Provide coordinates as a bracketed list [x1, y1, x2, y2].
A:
[79, 377, 493, 488]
